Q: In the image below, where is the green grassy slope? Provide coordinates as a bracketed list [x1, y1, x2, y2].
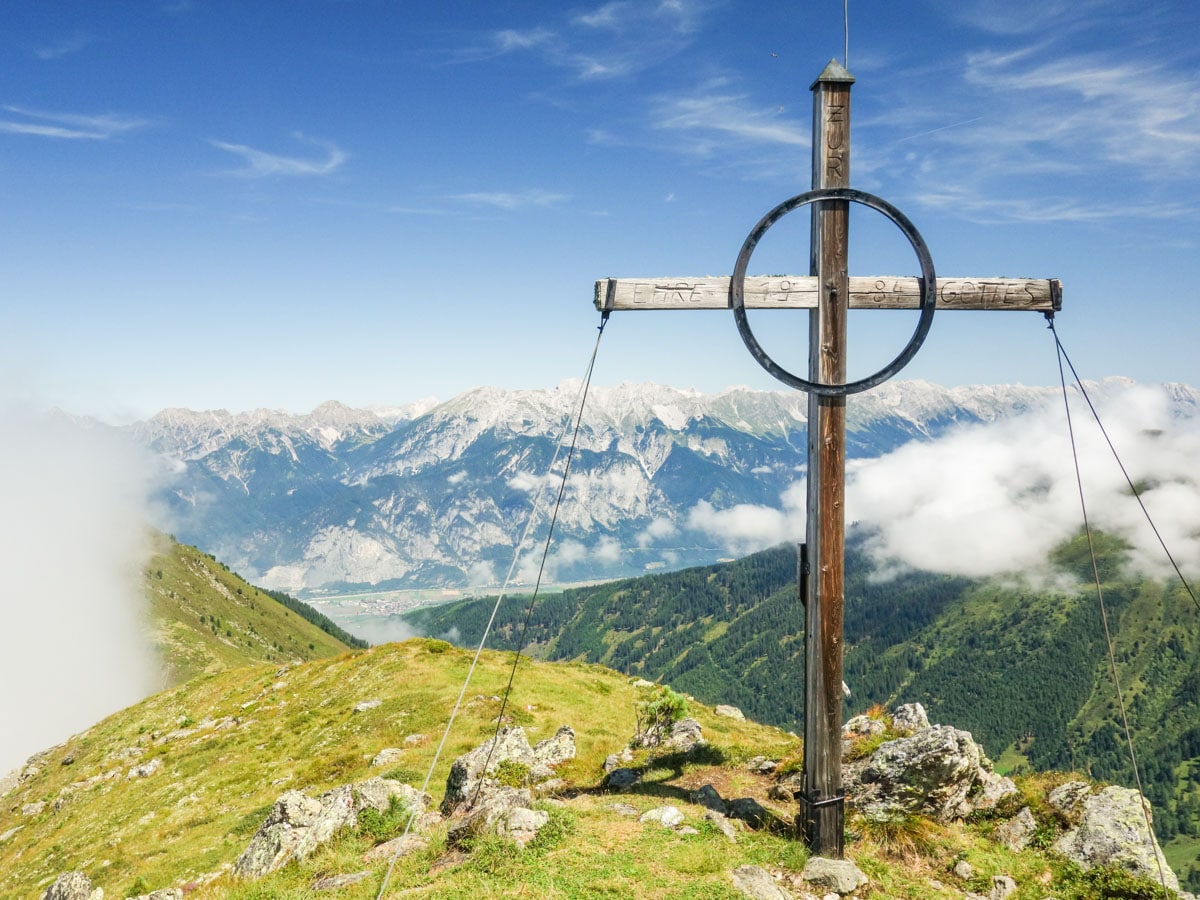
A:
[2, 639, 1179, 899]
[403, 536, 1200, 890]
[142, 533, 362, 685]
[0, 640, 802, 898]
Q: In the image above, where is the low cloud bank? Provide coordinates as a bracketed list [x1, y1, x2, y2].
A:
[682, 384, 1200, 582]
[0, 407, 159, 775]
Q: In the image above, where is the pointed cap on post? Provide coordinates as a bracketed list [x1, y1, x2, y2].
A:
[810, 58, 855, 91]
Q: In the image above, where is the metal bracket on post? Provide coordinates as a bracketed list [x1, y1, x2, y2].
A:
[798, 543, 808, 609]
[797, 792, 845, 855]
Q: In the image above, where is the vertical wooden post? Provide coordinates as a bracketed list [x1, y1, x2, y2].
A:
[800, 59, 853, 858]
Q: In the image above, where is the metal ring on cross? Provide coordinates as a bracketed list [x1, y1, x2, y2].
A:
[730, 187, 936, 397]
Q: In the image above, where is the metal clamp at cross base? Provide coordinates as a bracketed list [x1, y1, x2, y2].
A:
[591, 59, 1062, 858]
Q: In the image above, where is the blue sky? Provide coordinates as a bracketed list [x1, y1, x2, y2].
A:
[3, 0, 1198, 421]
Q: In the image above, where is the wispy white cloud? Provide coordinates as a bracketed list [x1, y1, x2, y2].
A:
[574, 2, 626, 30]
[914, 186, 1195, 225]
[34, 32, 96, 61]
[963, 50, 1200, 173]
[864, 39, 1200, 223]
[651, 86, 808, 151]
[945, 0, 1133, 37]
[495, 28, 556, 52]
[453, 189, 570, 210]
[461, 0, 715, 81]
[209, 132, 347, 177]
[0, 105, 147, 140]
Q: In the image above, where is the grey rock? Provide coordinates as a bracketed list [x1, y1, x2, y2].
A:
[731, 864, 795, 900]
[501, 806, 550, 845]
[234, 786, 357, 878]
[353, 776, 429, 817]
[767, 783, 796, 803]
[532, 726, 576, 769]
[632, 678, 656, 689]
[533, 776, 567, 796]
[1052, 784, 1179, 891]
[746, 756, 778, 775]
[439, 725, 571, 812]
[847, 724, 1016, 822]
[603, 747, 635, 773]
[668, 718, 705, 753]
[442, 726, 535, 813]
[605, 768, 641, 791]
[987, 875, 1017, 900]
[128, 890, 183, 900]
[996, 806, 1038, 851]
[446, 785, 545, 849]
[705, 809, 740, 842]
[402, 733, 427, 747]
[801, 857, 868, 895]
[311, 872, 370, 891]
[953, 859, 974, 880]
[126, 758, 163, 780]
[371, 748, 404, 767]
[678, 825, 700, 835]
[353, 699, 382, 713]
[126, 763, 163, 782]
[843, 715, 886, 737]
[363, 834, 429, 861]
[891, 703, 930, 734]
[41, 872, 102, 900]
[773, 772, 803, 802]
[610, 802, 640, 817]
[715, 704, 745, 720]
[975, 770, 1019, 811]
[693, 784, 728, 814]
[640, 805, 685, 828]
[1047, 780, 1092, 818]
[727, 797, 770, 828]
[21, 801, 46, 817]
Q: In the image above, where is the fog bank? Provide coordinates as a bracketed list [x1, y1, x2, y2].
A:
[684, 383, 1200, 583]
[0, 406, 159, 776]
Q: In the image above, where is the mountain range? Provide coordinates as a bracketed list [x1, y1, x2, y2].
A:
[126, 379, 1200, 593]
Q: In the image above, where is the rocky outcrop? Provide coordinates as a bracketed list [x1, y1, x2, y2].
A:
[800, 857, 869, 894]
[42, 872, 102, 900]
[442, 725, 575, 815]
[995, 805, 1038, 851]
[844, 705, 1016, 822]
[731, 864, 794, 899]
[441, 726, 576, 850]
[1050, 782, 1179, 892]
[446, 786, 548, 849]
[234, 777, 429, 879]
[666, 718, 705, 753]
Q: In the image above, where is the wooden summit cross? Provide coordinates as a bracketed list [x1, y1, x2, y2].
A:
[593, 61, 1061, 857]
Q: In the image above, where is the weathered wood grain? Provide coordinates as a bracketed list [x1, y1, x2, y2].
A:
[594, 275, 1062, 311]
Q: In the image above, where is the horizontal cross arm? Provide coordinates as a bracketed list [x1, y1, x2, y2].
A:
[594, 275, 1062, 312]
